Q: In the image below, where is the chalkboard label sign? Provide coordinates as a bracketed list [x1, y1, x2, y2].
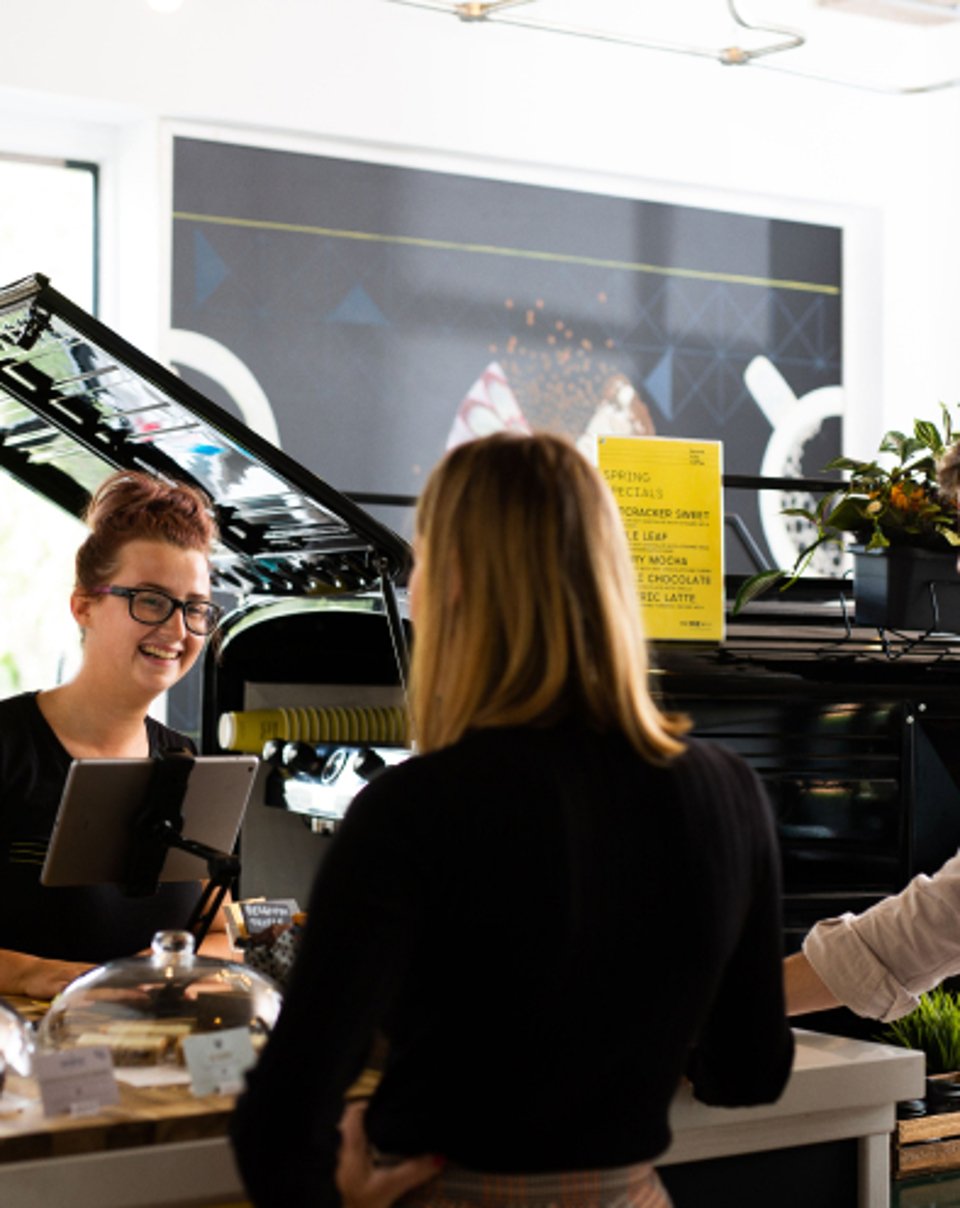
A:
[240, 898, 299, 935]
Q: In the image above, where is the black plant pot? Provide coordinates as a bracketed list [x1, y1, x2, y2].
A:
[853, 546, 960, 634]
[925, 1072, 960, 1112]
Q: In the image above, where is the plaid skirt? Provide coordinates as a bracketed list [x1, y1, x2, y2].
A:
[397, 1162, 673, 1208]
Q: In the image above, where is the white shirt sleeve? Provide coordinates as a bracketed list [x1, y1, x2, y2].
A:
[803, 849, 960, 1022]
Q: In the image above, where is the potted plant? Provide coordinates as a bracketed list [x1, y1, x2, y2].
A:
[883, 987, 960, 1110]
[733, 405, 960, 631]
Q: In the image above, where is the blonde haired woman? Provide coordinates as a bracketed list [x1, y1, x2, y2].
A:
[231, 433, 793, 1208]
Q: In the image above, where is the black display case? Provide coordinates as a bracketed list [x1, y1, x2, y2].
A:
[651, 593, 960, 956]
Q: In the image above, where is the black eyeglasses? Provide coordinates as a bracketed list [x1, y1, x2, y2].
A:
[93, 586, 223, 636]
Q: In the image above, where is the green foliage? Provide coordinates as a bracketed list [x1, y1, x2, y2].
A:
[733, 405, 960, 614]
[882, 987, 960, 1075]
[0, 652, 20, 696]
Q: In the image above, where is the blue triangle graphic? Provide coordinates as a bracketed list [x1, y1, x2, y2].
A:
[644, 347, 674, 420]
[194, 230, 230, 307]
[327, 284, 388, 327]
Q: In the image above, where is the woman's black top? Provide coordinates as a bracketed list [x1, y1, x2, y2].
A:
[231, 722, 794, 1208]
[0, 691, 202, 962]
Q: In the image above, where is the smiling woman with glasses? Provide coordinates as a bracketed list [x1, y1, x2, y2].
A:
[0, 470, 230, 1001]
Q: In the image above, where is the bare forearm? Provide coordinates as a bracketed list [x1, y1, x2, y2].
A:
[198, 929, 235, 960]
[0, 948, 92, 1000]
[196, 898, 232, 960]
[783, 951, 840, 1016]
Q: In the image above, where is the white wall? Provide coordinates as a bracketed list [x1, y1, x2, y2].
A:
[0, 0, 957, 454]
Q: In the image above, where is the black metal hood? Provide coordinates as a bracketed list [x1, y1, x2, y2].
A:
[0, 273, 410, 600]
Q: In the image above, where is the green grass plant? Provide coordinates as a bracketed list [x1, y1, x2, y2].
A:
[883, 987, 960, 1075]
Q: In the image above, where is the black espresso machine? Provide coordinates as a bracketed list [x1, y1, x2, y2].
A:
[0, 273, 412, 908]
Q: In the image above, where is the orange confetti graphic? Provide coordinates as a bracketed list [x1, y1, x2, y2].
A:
[496, 293, 655, 440]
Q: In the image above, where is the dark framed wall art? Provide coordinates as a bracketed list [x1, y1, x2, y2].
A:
[169, 134, 843, 576]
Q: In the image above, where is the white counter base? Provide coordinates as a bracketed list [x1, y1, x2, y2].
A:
[0, 1136, 245, 1208]
[661, 1028, 925, 1208]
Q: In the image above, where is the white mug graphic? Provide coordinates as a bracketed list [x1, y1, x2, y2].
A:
[744, 355, 845, 578]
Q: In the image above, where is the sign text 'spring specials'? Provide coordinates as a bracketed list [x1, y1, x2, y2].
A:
[597, 436, 724, 642]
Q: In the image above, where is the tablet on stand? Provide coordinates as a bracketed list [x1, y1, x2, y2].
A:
[41, 754, 259, 946]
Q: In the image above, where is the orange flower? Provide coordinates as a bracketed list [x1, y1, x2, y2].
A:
[889, 482, 926, 513]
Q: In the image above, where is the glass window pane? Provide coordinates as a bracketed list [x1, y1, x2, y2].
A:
[0, 154, 96, 692]
[0, 156, 96, 310]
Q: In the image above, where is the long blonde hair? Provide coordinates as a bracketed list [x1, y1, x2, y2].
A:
[409, 432, 688, 760]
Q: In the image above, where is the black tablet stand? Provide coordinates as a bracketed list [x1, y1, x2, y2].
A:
[124, 751, 240, 947]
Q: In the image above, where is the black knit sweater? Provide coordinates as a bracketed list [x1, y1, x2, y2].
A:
[232, 721, 794, 1208]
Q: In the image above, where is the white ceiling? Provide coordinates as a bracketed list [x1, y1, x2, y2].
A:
[382, 0, 960, 92]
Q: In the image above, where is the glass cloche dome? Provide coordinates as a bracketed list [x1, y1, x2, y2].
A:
[37, 930, 283, 1069]
[0, 998, 34, 1086]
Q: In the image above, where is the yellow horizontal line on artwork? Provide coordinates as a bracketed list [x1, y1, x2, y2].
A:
[173, 211, 840, 297]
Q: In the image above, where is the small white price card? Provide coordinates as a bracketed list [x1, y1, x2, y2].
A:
[181, 1027, 256, 1096]
[34, 1047, 120, 1118]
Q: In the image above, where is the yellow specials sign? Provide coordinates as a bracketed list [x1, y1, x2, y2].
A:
[597, 435, 724, 642]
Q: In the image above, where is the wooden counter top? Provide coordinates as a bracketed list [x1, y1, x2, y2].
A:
[0, 1069, 242, 1208]
[0, 995, 244, 1206]
[0, 994, 231, 1163]
[0, 1074, 234, 1164]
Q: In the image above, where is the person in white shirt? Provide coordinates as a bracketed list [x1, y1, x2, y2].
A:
[785, 851, 960, 1019]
